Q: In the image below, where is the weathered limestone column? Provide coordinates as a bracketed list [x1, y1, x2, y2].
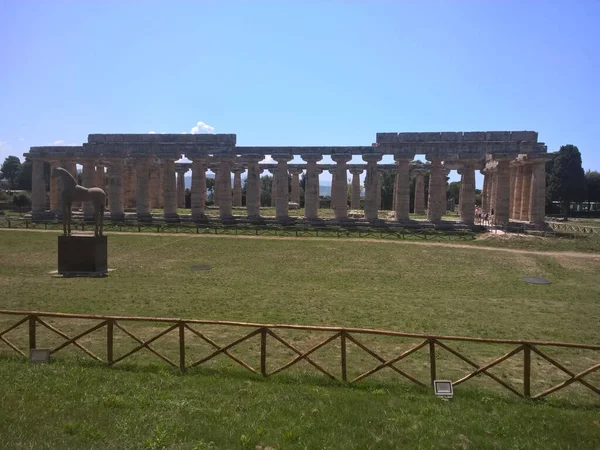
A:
[376, 171, 382, 209]
[512, 165, 524, 220]
[350, 168, 362, 210]
[211, 164, 220, 207]
[244, 155, 262, 218]
[269, 168, 278, 207]
[232, 167, 243, 207]
[30, 158, 47, 220]
[480, 171, 489, 214]
[158, 162, 165, 209]
[289, 168, 301, 204]
[162, 158, 179, 221]
[149, 163, 160, 209]
[302, 154, 322, 220]
[458, 160, 476, 225]
[328, 169, 337, 211]
[135, 158, 151, 222]
[49, 160, 61, 216]
[123, 161, 136, 209]
[442, 168, 450, 213]
[176, 168, 187, 208]
[509, 164, 517, 219]
[529, 160, 547, 228]
[107, 159, 125, 221]
[413, 171, 426, 215]
[363, 154, 382, 221]
[218, 157, 234, 219]
[520, 164, 532, 221]
[492, 159, 511, 224]
[393, 157, 411, 221]
[273, 154, 293, 220]
[427, 157, 444, 222]
[190, 156, 208, 221]
[82, 159, 97, 220]
[490, 171, 498, 215]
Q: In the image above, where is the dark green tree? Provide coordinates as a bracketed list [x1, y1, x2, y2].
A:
[260, 175, 273, 206]
[12, 193, 30, 214]
[585, 170, 600, 211]
[380, 172, 394, 210]
[547, 145, 586, 218]
[206, 177, 216, 204]
[447, 181, 461, 206]
[17, 159, 32, 190]
[1, 156, 22, 188]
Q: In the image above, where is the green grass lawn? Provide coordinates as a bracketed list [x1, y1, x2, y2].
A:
[0, 230, 599, 449]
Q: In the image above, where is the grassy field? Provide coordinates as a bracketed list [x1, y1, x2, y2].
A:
[0, 230, 599, 449]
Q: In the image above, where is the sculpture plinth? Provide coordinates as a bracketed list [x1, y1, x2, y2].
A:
[58, 235, 108, 276]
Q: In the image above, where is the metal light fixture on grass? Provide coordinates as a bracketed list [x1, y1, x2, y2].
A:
[434, 380, 454, 398]
[30, 349, 50, 364]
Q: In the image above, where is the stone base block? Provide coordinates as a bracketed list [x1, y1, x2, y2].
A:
[58, 235, 108, 275]
[164, 213, 180, 223]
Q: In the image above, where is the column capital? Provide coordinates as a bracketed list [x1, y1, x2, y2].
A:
[301, 154, 323, 163]
[288, 167, 303, 175]
[241, 154, 264, 163]
[331, 154, 352, 164]
[272, 154, 293, 163]
[349, 168, 363, 175]
[393, 155, 413, 163]
[232, 167, 245, 174]
[362, 154, 383, 163]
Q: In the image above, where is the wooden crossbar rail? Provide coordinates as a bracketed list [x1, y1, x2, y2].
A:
[1, 309, 599, 350]
[0, 310, 599, 400]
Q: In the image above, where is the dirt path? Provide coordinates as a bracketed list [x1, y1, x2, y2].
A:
[2, 227, 599, 260]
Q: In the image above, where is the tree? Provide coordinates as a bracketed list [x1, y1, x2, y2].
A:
[380, 172, 394, 210]
[12, 193, 30, 214]
[447, 181, 461, 206]
[17, 159, 32, 190]
[547, 145, 586, 218]
[260, 175, 273, 206]
[1, 156, 22, 188]
[206, 177, 216, 204]
[184, 188, 191, 208]
[585, 171, 600, 211]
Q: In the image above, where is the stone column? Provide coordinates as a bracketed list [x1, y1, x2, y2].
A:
[232, 168, 243, 207]
[512, 165, 524, 220]
[376, 171, 382, 210]
[245, 156, 262, 218]
[480, 171, 489, 214]
[414, 171, 426, 215]
[108, 159, 125, 221]
[394, 158, 410, 221]
[163, 158, 179, 221]
[190, 156, 208, 221]
[158, 162, 164, 209]
[211, 165, 220, 207]
[49, 160, 61, 217]
[427, 157, 444, 222]
[176, 168, 187, 208]
[273, 155, 293, 220]
[123, 161, 135, 209]
[82, 159, 97, 220]
[289, 168, 301, 205]
[350, 169, 362, 210]
[218, 157, 234, 219]
[30, 158, 47, 220]
[509, 165, 517, 220]
[270, 168, 278, 208]
[96, 164, 106, 190]
[363, 154, 382, 221]
[149, 163, 160, 209]
[492, 159, 511, 225]
[135, 158, 151, 222]
[490, 171, 498, 215]
[529, 161, 547, 228]
[328, 169, 337, 211]
[458, 161, 476, 225]
[302, 155, 322, 220]
[520, 165, 533, 221]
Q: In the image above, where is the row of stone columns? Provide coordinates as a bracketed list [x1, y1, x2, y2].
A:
[481, 159, 547, 227]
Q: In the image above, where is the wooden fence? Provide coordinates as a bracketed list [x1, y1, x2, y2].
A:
[1, 309, 599, 400]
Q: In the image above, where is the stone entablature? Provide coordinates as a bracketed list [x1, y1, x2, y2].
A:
[24, 130, 551, 227]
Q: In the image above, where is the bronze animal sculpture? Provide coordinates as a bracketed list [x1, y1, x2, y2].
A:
[52, 167, 106, 237]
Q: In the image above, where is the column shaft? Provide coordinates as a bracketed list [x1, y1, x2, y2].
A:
[245, 158, 261, 218]
[274, 159, 291, 220]
[163, 159, 178, 220]
[427, 158, 443, 222]
[459, 163, 476, 225]
[108, 159, 125, 221]
[509, 165, 517, 220]
[414, 173, 425, 215]
[31, 159, 46, 220]
[493, 160, 511, 224]
[520, 165, 532, 221]
[512, 165, 524, 220]
[290, 172, 300, 204]
[529, 162, 547, 227]
[191, 158, 207, 220]
[232, 171, 243, 206]
[394, 159, 410, 221]
[350, 171, 361, 209]
[135, 159, 151, 221]
[363, 156, 381, 221]
[176, 170, 186, 208]
[303, 156, 321, 220]
[218, 159, 233, 219]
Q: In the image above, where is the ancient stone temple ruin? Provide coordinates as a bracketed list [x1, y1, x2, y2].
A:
[24, 131, 550, 227]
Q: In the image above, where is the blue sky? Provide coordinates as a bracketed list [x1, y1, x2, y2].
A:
[1, 1, 599, 187]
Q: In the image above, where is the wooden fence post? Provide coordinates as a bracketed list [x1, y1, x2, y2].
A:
[28, 315, 36, 351]
[260, 327, 267, 377]
[341, 331, 347, 382]
[106, 319, 114, 365]
[179, 322, 186, 373]
[429, 339, 436, 388]
[523, 344, 531, 398]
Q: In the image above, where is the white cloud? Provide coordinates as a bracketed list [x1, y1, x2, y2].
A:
[260, 155, 275, 164]
[148, 131, 156, 134]
[51, 140, 65, 145]
[19, 137, 24, 142]
[190, 121, 215, 134]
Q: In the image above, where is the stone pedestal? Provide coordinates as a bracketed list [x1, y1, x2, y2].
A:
[58, 235, 108, 275]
